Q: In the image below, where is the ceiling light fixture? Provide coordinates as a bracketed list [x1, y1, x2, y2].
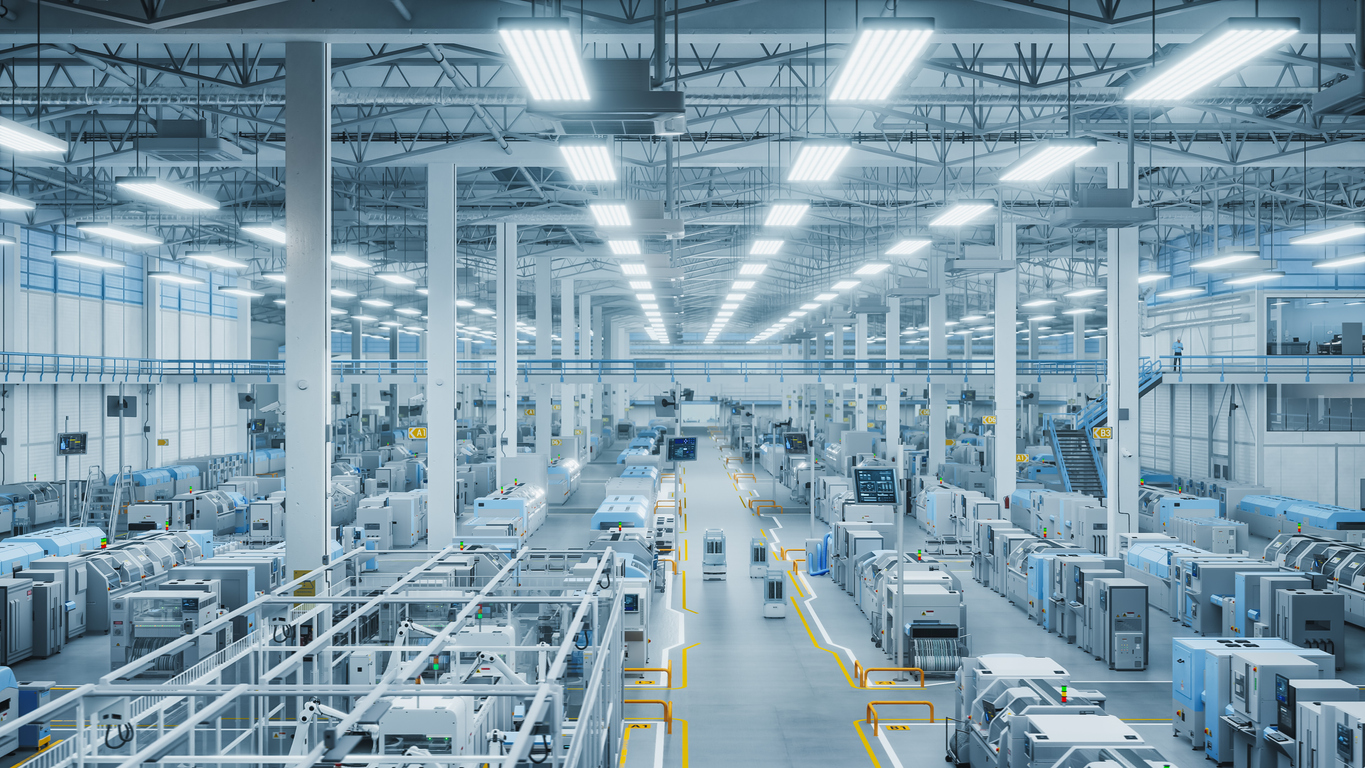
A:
[829, 17, 935, 101]
[1290, 224, 1365, 245]
[1192, 252, 1258, 270]
[0, 192, 34, 210]
[608, 240, 640, 255]
[590, 203, 631, 227]
[261, 273, 286, 283]
[149, 271, 205, 286]
[115, 176, 220, 210]
[750, 240, 783, 255]
[930, 200, 994, 227]
[395, 308, 422, 316]
[376, 273, 416, 285]
[1021, 299, 1055, 308]
[0, 115, 64, 154]
[1065, 287, 1105, 298]
[636, 293, 656, 301]
[498, 17, 590, 101]
[788, 142, 852, 182]
[621, 264, 647, 276]
[52, 252, 125, 269]
[217, 286, 263, 298]
[814, 293, 838, 301]
[629, 281, 652, 290]
[76, 224, 163, 246]
[185, 252, 247, 270]
[1313, 253, 1365, 269]
[1225, 271, 1286, 285]
[330, 253, 373, 269]
[732, 281, 755, 290]
[241, 224, 287, 244]
[764, 201, 809, 227]
[455, 299, 475, 308]
[1062, 308, 1094, 315]
[559, 142, 616, 181]
[886, 238, 931, 255]
[1156, 287, 1205, 298]
[1136, 272, 1170, 284]
[330, 288, 356, 298]
[1125, 17, 1299, 102]
[999, 139, 1098, 182]
[831, 280, 860, 291]
[739, 264, 768, 275]
[361, 298, 394, 308]
[800, 303, 821, 310]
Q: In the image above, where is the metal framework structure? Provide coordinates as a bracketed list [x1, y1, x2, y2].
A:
[0, 0, 1358, 343]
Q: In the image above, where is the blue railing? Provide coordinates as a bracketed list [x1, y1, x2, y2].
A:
[0, 352, 1356, 382]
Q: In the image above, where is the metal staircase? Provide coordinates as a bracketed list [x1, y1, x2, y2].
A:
[1045, 359, 1165, 499]
[81, 465, 130, 541]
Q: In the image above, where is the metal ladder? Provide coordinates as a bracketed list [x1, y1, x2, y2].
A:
[81, 465, 131, 541]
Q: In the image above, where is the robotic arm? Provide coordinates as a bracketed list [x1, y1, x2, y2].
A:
[289, 698, 378, 756]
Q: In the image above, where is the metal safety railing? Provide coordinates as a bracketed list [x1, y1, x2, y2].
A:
[867, 701, 936, 735]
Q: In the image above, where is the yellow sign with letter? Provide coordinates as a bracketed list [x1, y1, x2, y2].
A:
[1091, 427, 1113, 440]
[1016, 453, 1029, 463]
[407, 427, 427, 439]
[983, 415, 997, 424]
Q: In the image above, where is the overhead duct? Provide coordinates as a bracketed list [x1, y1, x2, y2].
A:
[1143, 313, 1249, 335]
[1311, 0, 1365, 115]
[529, 60, 685, 136]
[1143, 293, 1249, 317]
[1049, 188, 1155, 229]
[136, 119, 242, 162]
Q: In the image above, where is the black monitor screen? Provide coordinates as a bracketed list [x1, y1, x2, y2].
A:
[667, 437, 697, 462]
[57, 432, 88, 455]
[853, 467, 897, 504]
[248, 418, 266, 433]
[1338, 724, 1354, 763]
[784, 432, 809, 454]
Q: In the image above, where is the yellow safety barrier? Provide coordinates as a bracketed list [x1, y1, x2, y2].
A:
[858, 666, 926, 689]
[732, 473, 757, 483]
[866, 701, 935, 735]
[746, 498, 775, 511]
[624, 660, 673, 689]
[660, 557, 679, 574]
[753, 503, 784, 516]
[779, 547, 806, 561]
[625, 700, 673, 734]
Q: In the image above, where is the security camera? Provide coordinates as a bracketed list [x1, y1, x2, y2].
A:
[261, 401, 284, 415]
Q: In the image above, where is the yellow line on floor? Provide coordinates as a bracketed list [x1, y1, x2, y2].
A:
[675, 642, 701, 688]
[789, 596, 856, 687]
[680, 571, 698, 614]
[678, 717, 691, 768]
[787, 571, 805, 599]
[853, 720, 883, 768]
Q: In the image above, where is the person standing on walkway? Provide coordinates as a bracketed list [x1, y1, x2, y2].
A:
[1172, 338, 1183, 372]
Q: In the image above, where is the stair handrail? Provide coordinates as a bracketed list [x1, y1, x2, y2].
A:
[1043, 416, 1074, 494]
[106, 465, 132, 542]
[79, 465, 105, 528]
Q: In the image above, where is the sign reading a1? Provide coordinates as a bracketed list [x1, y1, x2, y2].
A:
[523, 408, 535, 416]
[1091, 426, 1113, 440]
[982, 415, 997, 424]
[1015, 453, 1030, 462]
[407, 427, 428, 440]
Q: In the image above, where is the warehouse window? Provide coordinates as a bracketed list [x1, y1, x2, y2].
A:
[20, 226, 145, 305]
[330, 330, 419, 355]
[157, 262, 239, 319]
[1267, 385, 1365, 431]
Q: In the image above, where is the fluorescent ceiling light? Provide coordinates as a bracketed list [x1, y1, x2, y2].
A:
[1126, 17, 1299, 102]
[831, 280, 860, 291]
[455, 299, 475, 308]
[330, 308, 348, 315]
[262, 273, 286, 283]
[788, 142, 851, 182]
[273, 299, 285, 306]
[1029, 315, 1055, 322]
[1021, 299, 1055, 307]
[52, 251, 125, 269]
[242, 224, 287, 244]
[1192, 252, 1258, 270]
[999, 139, 1098, 182]
[1225, 271, 1285, 285]
[641, 303, 659, 310]
[590, 203, 631, 227]
[353, 315, 378, 321]
[621, 264, 648, 276]
[629, 281, 652, 290]
[376, 273, 416, 285]
[887, 239, 931, 255]
[789, 311, 807, 317]
[717, 311, 734, 318]
[330, 253, 373, 269]
[764, 201, 809, 227]
[720, 303, 739, 310]
[739, 263, 768, 275]
[944, 320, 959, 327]
[185, 252, 247, 270]
[1313, 253, 1365, 269]
[725, 293, 746, 301]
[416, 288, 429, 295]
[471, 307, 495, 316]
[380, 321, 402, 327]
[218, 286, 263, 298]
[0, 237, 14, 246]
[395, 307, 422, 316]
[930, 200, 994, 227]
[855, 263, 891, 275]
[149, 271, 205, 285]
[636, 293, 656, 301]
[814, 293, 838, 301]
[0, 192, 33, 210]
[1136, 272, 1170, 284]
[1065, 287, 1105, 298]
[960, 315, 985, 322]
[77, 224, 163, 246]
[330, 288, 356, 298]
[608, 240, 640, 255]
[830, 17, 935, 101]
[560, 142, 616, 181]
[750, 240, 783, 255]
[732, 281, 755, 290]
[0, 115, 67, 154]
[1062, 308, 1094, 315]
[361, 298, 393, 307]
[800, 303, 821, 310]
[1157, 287, 1205, 298]
[1290, 224, 1365, 245]
[115, 176, 219, 210]
[498, 17, 590, 101]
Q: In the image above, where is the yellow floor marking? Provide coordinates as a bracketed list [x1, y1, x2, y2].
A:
[853, 720, 883, 768]
[619, 722, 650, 766]
[675, 642, 700, 689]
[790, 596, 856, 687]
[787, 571, 805, 599]
[680, 571, 698, 614]
[678, 717, 691, 768]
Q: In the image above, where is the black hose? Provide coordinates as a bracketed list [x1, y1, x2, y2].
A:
[527, 733, 551, 764]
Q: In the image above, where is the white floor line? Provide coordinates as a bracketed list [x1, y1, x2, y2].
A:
[762, 511, 865, 669]
[877, 731, 907, 768]
[653, 719, 665, 768]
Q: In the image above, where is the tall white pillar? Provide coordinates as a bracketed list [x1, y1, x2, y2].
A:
[995, 224, 1018, 502]
[561, 279, 576, 454]
[613, 322, 629, 428]
[855, 313, 868, 430]
[578, 293, 591, 456]
[886, 298, 901, 465]
[283, 40, 333, 580]
[535, 256, 553, 456]
[427, 163, 458, 544]
[928, 259, 947, 478]
[494, 223, 518, 484]
[1106, 226, 1140, 554]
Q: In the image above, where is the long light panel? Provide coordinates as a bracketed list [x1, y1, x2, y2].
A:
[764, 201, 809, 227]
[1125, 17, 1298, 102]
[0, 115, 67, 154]
[788, 142, 851, 182]
[829, 17, 935, 101]
[116, 176, 220, 210]
[999, 139, 1098, 182]
[930, 201, 994, 227]
[590, 203, 631, 227]
[560, 142, 616, 181]
[886, 239, 931, 255]
[76, 224, 163, 246]
[1291, 224, 1365, 245]
[498, 17, 590, 101]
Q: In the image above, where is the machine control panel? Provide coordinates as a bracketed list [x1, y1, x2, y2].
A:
[853, 467, 897, 504]
[667, 437, 697, 462]
[783, 432, 809, 454]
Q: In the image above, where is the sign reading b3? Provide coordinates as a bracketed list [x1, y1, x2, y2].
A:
[1091, 426, 1113, 440]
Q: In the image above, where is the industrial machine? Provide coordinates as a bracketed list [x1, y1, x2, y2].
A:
[763, 569, 786, 618]
[749, 538, 769, 578]
[472, 482, 548, 539]
[110, 590, 218, 674]
[702, 529, 726, 580]
[248, 499, 284, 541]
[128, 500, 189, 532]
[0, 577, 33, 665]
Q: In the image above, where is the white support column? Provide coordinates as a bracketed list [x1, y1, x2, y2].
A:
[578, 293, 591, 457]
[886, 297, 901, 464]
[283, 40, 333, 581]
[561, 279, 576, 455]
[928, 260, 947, 478]
[593, 305, 604, 438]
[995, 224, 1018, 502]
[535, 256, 553, 456]
[1106, 226, 1140, 554]
[855, 313, 868, 430]
[495, 223, 518, 484]
[613, 322, 629, 428]
[427, 162, 458, 544]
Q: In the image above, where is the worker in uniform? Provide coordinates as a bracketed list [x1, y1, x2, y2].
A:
[1172, 337, 1183, 372]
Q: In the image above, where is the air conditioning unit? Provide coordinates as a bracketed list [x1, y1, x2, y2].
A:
[136, 120, 241, 162]
[530, 60, 686, 136]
